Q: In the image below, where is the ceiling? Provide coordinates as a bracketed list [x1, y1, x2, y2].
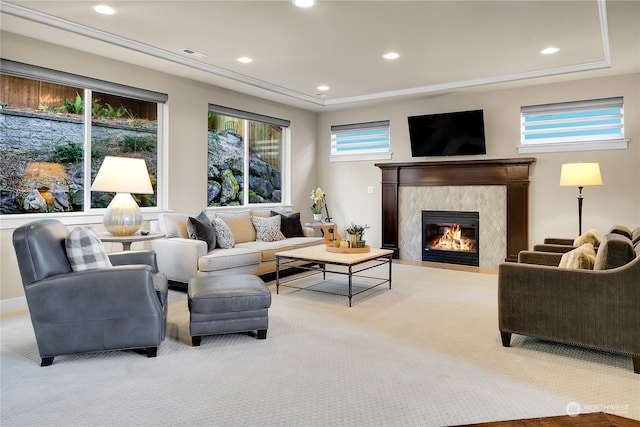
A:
[1, 0, 639, 112]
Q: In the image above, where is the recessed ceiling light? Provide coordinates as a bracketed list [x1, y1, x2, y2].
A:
[383, 52, 400, 60]
[293, 0, 315, 8]
[540, 47, 560, 55]
[92, 4, 116, 15]
[317, 85, 330, 91]
[237, 57, 253, 63]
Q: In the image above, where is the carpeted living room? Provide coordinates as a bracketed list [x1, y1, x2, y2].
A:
[1, 1, 639, 426]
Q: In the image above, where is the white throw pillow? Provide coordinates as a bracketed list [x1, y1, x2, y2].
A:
[159, 213, 190, 238]
[65, 226, 112, 271]
[559, 243, 596, 270]
[212, 217, 235, 249]
[251, 215, 285, 242]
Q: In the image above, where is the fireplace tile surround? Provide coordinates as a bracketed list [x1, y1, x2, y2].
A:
[401, 186, 506, 268]
[376, 158, 536, 265]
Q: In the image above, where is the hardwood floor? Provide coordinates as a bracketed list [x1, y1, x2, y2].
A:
[461, 412, 640, 426]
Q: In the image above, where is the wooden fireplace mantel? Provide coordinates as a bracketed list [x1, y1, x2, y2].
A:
[375, 158, 536, 262]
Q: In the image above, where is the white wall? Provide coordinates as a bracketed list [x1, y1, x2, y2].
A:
[0, 32, 318, 302]
[317, 73, 640, 252]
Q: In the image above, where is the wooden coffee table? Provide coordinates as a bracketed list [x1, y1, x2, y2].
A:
[275, 245, 393, 307]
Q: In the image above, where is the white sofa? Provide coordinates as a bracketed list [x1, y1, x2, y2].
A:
[150, 209, 325, 285]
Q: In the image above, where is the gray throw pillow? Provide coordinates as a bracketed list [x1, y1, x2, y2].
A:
[212, 217, 235, 249]
[187, 211, 216, 252]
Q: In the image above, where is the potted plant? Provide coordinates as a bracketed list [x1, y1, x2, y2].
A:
[345, 223, 370, 247]
[310, 187, 325, 221]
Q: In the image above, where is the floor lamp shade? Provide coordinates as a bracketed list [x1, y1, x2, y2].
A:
[559, 163, 603, 187]
[559, 162, 603, 235]
[91, 156, 154, 236]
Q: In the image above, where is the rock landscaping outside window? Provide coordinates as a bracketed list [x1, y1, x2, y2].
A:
[0, 74, 160, 215]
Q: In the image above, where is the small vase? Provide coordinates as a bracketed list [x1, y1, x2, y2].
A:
[313, 213, 322, 221]
[347, 234, 361, 247]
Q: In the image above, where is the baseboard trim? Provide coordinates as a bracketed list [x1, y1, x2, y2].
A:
[1, 296, 27, 314]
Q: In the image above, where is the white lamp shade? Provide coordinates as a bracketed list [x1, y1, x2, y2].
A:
[91, 156, 153, 194]
[559, 162, 603, 187]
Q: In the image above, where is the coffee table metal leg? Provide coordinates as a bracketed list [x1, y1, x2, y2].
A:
[276, 257, 280, 294]
[388, 255, 392, 289]
[348, 265, 353, 307]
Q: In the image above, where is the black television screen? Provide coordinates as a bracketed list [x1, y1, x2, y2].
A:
[408, 109, 486, 157]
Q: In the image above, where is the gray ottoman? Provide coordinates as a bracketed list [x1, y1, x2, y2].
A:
[188, 274, 271, 346]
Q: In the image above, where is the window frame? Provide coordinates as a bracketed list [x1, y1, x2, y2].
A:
[0, 59, 167, 229]
[207, 104, 290, 208]
[518, 97, 628, 154]
[330, 120, 392, 162]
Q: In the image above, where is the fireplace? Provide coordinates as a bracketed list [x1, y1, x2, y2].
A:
[422, 210, 479, 266]
[376, 158, 536, 262]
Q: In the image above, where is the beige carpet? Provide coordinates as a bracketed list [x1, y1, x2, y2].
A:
[1, 263, 638, 426]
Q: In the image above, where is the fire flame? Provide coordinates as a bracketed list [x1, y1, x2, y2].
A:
[431, 224, 474, 251]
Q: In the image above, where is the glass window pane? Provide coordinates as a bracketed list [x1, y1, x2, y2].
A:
[0, 75, 84, 214]
[90, 92, 158, 209]
[207, 113, 245, 206]
[248, 122, 282, 203]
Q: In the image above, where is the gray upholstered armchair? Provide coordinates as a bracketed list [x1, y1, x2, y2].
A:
[12, 219, 168, 366]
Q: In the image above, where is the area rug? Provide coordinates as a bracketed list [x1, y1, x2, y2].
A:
[1, 263, 637, 426]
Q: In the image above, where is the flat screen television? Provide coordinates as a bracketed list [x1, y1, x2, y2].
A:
[408, 109, 486, 157]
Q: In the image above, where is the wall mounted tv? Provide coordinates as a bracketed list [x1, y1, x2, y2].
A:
[408, 109, 486, 157]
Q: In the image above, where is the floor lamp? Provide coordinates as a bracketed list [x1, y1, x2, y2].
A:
[559, 162, 602, 235]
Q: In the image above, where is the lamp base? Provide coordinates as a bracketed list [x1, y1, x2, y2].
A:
[103, 193, 142, 236]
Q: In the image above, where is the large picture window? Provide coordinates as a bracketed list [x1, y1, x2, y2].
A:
[207, 104, 289, 207]
[0, 60, 166, 218]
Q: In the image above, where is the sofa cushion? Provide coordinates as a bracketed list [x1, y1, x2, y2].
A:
[236, 240, 296, 262]
[65, 226, 113, 271]
[558, 243, 596, 270]
[159, 213, 191, 238]
[197, 247, 261, 272]
[573, 229, 600, 247]
[251, 215, 285, 242]
[288, 236, 326, 249]
[216, 211, 256, 243]
[593, 233, 635, 270]
[187, 211, 216, 251]
[212, 217, 235, 249]
[632, 227, 640, 245]
[271, 211, 305, 238]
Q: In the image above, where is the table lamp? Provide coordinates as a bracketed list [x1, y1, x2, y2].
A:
[91, 156, 153, 236]
[559, 162, 602, 235]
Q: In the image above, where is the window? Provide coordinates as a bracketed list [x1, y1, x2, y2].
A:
[0, 59, 166, 219]
[207, 104, 289, 206]
[330, 120, 391, 162]
[519, 97, 627, 153]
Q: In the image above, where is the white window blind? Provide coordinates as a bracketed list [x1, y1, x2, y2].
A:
[330, 121, 391, 162]
[518, 97, 627, 153]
